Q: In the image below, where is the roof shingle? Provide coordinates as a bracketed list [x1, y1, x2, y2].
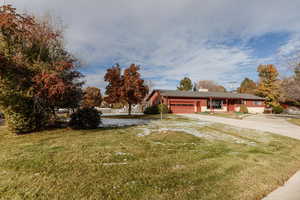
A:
[155, 89, 265, 100]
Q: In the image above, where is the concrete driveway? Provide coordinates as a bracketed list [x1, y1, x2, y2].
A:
[179, 114, 300, 140]
[180, 114, 300, 200]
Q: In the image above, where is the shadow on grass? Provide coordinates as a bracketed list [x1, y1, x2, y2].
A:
[0, 119, 5, 126]
[76, 125, 141, 134]
[2, 114, 170, 136]
[9, 120, 153, 136]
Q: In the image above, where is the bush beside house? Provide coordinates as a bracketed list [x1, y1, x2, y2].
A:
[239, 104, 249, 114]
[144, 105, 160, 114]
[144, 104, 169, 114]
[272, 105, 284, 114]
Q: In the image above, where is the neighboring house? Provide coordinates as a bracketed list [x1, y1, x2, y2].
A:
[145, 89, 265, 114]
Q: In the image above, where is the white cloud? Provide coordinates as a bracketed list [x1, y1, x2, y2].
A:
[277, 34, 300, 58]
[7, 0, 300, 89]
[83, 71, 106, 89]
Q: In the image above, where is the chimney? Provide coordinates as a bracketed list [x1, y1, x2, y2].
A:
[198, 88, 208, 92]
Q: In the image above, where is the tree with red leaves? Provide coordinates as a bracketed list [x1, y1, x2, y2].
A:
[0, 5, 83, 133]
[104, 64, 148, 115]
[82, 87, 102, 108]
[122, 64, 149, 115]
[104, 64, 123, 105]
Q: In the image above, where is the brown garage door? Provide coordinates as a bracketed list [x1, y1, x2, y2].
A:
[170, 103, 195, 113]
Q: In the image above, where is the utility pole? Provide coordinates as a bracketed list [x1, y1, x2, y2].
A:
[160, 99, 163, 120]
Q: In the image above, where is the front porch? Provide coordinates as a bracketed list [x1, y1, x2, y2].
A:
[198, 98, 241, 113]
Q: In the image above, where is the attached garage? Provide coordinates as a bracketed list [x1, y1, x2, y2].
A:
[170, 102, 195, 113]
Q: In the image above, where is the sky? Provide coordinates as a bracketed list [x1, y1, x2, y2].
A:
[7, 0, 300, 90]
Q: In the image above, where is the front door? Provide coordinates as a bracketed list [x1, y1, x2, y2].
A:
[197, 101, 201, 112]
[228, 100, 235, 112]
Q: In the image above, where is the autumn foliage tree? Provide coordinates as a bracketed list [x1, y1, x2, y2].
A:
[0, 5, 83, 133]
[104, 64, 123, 105]
[104, 64, 148, 115]
[122, 64, 149, 114]
[237, 78, 257, 94]
[280, 64, 300, 105]
[83, 87, 102, 108]
[256, 64, 280, 107]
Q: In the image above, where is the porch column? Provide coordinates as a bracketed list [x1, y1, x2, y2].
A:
[210, 97, 213, 113]
[167, 98, 170, 109]
[226, 98, 229, 112]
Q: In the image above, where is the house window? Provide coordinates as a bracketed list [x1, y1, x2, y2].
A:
[170, 104, 194, 106]
[207, 99, 223, 109]
[155, 97, 160, 105]
[254, 101, 262, 106]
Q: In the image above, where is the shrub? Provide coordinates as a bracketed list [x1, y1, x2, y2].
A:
[158, 104, 169, 114]
[69, 107, 101, 129]
[3, 99, 50, 134]
[272, 105, 284, 114]
[239, 104, 248, 113]
[5, 111, 46, 134]
[144, 105, 159, 114]
[144, 104, 169, 114]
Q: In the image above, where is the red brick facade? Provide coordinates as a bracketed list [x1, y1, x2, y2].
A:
[146, 90, 265, 114]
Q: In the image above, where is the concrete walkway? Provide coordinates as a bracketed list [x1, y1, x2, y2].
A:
[179, 114, 300, 140]
[179, 114, 300, 200]
[262, 171, 300, 200]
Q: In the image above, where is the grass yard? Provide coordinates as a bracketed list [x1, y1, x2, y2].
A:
[287, 118, 300, 126]
[1, 116, 300, 200]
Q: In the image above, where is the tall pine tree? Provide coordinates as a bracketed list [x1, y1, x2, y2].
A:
[177, 77, 193, 91]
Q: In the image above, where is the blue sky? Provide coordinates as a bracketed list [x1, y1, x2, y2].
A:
[9, 0, 300, 90]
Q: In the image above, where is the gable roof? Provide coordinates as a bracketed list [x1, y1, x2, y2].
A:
[146, 89, 265, 101]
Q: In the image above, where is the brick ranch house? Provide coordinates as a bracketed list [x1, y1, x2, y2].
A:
[145, 89, 265, 114]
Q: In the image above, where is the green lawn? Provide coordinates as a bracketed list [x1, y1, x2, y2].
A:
[1, 116, 300, 200]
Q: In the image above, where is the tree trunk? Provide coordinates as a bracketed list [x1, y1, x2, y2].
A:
[128, 103, 132, 116]
[52, 107, 57, 121]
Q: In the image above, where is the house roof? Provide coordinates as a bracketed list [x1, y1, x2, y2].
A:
[146, 89, 265, 101]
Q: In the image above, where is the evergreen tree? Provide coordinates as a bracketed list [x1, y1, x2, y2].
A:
[177, 77, 193, 91]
